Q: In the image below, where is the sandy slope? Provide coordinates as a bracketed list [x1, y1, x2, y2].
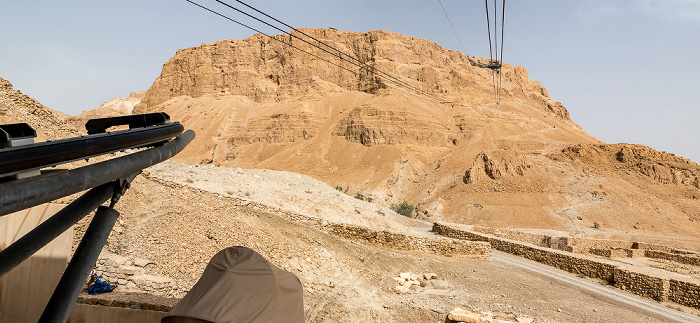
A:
[89, 162, 697, 322]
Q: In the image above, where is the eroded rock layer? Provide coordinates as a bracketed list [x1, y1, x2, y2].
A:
[132, 28, 699, 243]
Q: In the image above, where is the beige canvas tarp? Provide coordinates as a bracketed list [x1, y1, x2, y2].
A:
[162, 246, 304, 323]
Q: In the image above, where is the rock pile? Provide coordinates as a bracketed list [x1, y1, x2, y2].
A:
[392, 271, 447, 294]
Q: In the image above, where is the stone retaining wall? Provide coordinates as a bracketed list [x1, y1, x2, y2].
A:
[612, 268, 668, 301]
[634, 242, 684, 254]
[470, 226, 548, 247]
[645, 250, 700, 266]
[432, 222, 700, 309]
[669, 279, 700, 308]
[432, 222, 616, 281]
[561, 237, 633, 253]
[327, 223, 490, 259]
[467, 225, 700, 264]
[590, 248, 632, 259]
[92, 252, 174, 297]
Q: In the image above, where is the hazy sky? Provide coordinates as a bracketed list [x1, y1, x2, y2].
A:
[1, 0, 698, 162]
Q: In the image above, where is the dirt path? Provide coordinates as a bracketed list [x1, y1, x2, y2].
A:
[492, 251, 700, 323]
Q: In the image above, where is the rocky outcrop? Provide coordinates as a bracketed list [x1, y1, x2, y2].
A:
[0, 78, 12, 90]
[334, 105, 452, 147]
[552, 143, 700, 189]
[464, 150, 533, 184]
[0, 76, 80, 140]
[136, 29, 569, 121]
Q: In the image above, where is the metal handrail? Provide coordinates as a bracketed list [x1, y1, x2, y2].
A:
[0, 130, 194, 216]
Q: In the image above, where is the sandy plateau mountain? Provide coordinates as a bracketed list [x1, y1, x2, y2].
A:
[133, 28, 700, 250]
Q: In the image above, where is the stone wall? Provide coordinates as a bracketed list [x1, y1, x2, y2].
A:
[645, 250, 700, 266]
[634, 242, 697, 255]
[669, 279, 700, 308]
[633, 242, 677, 253]
[612, 268, 668, 301]
[470, 226, 548, 247]
[432, 222, 700, 309]
[326, 223, 490, 259]
[467, 224, 700, 265]
[561, 237, 633, 253]
[432, 222, 616, 281]
[92, 252, 175, 297]
[590, 248, 632, 259]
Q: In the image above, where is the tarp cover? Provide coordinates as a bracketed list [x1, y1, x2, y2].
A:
[162, 246, 304, 323]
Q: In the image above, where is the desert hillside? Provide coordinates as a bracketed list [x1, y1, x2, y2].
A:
[66, 91, 145, 132]
[0, 77, 80, 140]
[132, 28, 700, 246]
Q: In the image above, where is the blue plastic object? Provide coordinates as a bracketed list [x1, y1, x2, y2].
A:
[87, 276, 114, 295]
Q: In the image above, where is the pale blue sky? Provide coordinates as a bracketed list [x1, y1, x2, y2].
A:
[1, 1, 698, 162]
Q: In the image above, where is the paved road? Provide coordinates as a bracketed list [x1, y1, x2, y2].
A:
[491, 251, 700, 323]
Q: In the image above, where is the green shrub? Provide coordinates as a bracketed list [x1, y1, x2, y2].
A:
[390, 201, 415, 218]
[335, 186, 343, 191]
[354, 193, 365, 201]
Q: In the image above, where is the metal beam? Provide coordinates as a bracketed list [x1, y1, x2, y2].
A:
[0, 130, 195, 216]
[0, 182, 115, 277]
[0, 122, 183, 178]
[38, 206, 120, 323]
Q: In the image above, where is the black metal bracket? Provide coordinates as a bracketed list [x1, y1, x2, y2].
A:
[0, 123, 37, 147]
[110, 172, 140, 208]
[85, 112, 171, 134]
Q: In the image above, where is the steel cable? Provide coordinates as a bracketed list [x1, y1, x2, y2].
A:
[211, 0, 442, 101]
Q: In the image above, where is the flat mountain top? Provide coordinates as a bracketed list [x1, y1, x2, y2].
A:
[130, 28, 698, 243]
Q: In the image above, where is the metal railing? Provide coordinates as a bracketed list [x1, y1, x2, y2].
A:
[0, 113, 194, 322]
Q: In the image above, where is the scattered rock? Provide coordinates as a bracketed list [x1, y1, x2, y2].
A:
[393, 284, 411, 294]
[105, 254, 129, 267]
[119, 265, 145, 276]
[133, 258, 153, 267]
[446, 308, 480, 323]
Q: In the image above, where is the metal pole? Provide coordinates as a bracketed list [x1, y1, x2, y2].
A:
[0, 123, 183, 178]
[0, 181, 115, 277]
[38, 205, 120, 323]
[0, 130, 195, 216]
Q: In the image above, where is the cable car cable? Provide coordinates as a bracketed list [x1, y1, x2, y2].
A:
[438, 0, 468, 55]
[218, 0, 441, 101]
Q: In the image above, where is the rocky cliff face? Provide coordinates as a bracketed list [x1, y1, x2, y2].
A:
[136, 29, 567, 121]
[551, 144, 700, 189]
[134, 28, 699, 241]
